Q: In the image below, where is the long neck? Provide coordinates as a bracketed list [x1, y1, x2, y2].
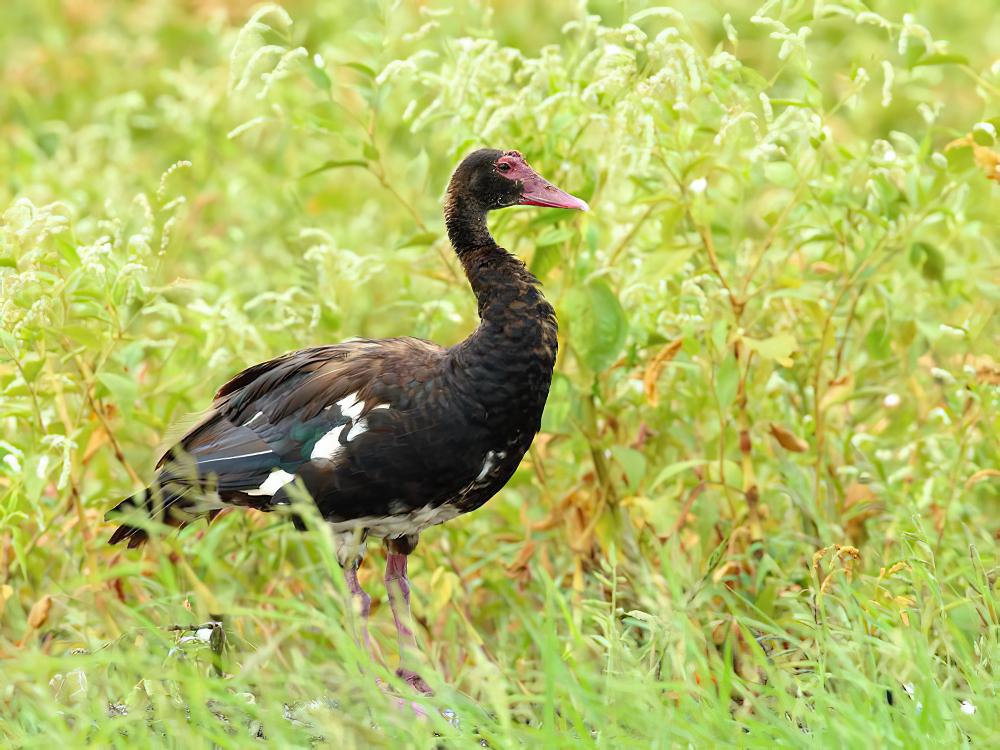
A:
[444, 190, 558, 421]
[445, 192, 492, 250]
[444, 188, 554, 327]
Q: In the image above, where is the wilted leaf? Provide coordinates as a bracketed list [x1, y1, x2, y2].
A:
[965, 469, 1000, 490]
[27, 594, 52, 630]
[769, 422, 808, 452]
[643, 338, 683, 406]
[977, 362, 1000, 385]
[946, 136, 1000, 182]
[505, 539, 536, 580]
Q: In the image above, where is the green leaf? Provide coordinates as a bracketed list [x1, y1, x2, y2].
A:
[742, 333, 797, 366]
[909, 242, 945, 282]
[529, 244, 560, 279]
[972, 123, 996, 146]
[540, 373, 576, 433]
[396, 231, 437, 248]
[945, 144, 975, 172]
[650, 458, 712, 491]
[300, 160, 368, 179]
[344, 62, 376, 78]
[565, 281, 628, 373]
[714, 355, 739, 411]
[535, 228, 573, 247]
[911, 52, 969, 68]
[0, 327, 17, 354]
[763, 161, 797, 188]
[306, 63, 332, 91]
[610, 446, 647, 491]
[97, 372, 138, 417]
[711, 319, 728, 353]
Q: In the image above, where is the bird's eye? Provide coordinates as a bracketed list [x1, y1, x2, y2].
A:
[498, 162, 511, 173]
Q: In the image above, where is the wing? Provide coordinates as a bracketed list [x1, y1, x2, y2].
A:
[153, 337, 448, 513]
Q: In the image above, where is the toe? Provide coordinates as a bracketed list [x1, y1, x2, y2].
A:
[396, 667, 433, 696]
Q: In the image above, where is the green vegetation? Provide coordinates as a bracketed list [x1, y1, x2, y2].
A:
[2, 0, 998, 746]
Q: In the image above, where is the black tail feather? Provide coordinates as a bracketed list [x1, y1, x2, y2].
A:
[105, 484, 198, 548]
[105, 488, 156, 547]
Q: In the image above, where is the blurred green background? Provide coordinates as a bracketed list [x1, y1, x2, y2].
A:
[1, 0, 998, 746]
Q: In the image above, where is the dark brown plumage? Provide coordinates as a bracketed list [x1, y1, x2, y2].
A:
[106, 148, 587, 692]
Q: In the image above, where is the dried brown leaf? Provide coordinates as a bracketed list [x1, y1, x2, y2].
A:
[82, 427, 110, 464]
[977, 364, 1000, 385]
[27, 594, 52, 630]
[505, 540, 536, 580]
[768, 422, 808, 452]
[965, 469, 1000, 490]
[947, 136, 1000, 182]
[643, 338, 684, 406]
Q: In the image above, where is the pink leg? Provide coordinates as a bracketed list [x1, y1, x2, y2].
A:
[384, 551, 432, 695]
[343, 562, 374, 657]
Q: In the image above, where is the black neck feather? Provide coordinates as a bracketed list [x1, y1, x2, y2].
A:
[444, 191, 492, 251]
[444, 188, 558, 426]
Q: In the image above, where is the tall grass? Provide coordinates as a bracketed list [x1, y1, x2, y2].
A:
[1, 1, 998, 746]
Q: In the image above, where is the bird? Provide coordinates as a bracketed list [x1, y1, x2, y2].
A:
[106, 148, 588, 693]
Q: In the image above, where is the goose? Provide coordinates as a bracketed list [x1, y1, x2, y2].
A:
[107, 148, 588, 692]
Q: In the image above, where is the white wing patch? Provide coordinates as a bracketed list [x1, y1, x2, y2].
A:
[311, 424, 346, 460]
[336, 392, 365, 420]
[346, 418, 368, 442]
[476, 450, 506, 481]
[315, 394, 389, 457]
[243, 411, 266, 428]
[313, 395, 389, 459]
[246, 468, 295, 497]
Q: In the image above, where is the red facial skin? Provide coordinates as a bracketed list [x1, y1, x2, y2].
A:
[495, 151, 589, 211]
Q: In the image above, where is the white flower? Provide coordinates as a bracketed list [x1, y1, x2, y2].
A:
[939, 324, 965, 338]
[930, 367, 955, 383]
[689, 177, 707, 194]
[960, 700, 976, 715]
[883, 393, 901, 408]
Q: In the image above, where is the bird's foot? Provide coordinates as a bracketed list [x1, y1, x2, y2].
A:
[375, 675, 430, 718]
[396, 667, 433, 696]
[385, 693, 430, 718]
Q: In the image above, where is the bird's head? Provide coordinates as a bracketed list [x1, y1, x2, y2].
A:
[447, 148, 589, 214]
